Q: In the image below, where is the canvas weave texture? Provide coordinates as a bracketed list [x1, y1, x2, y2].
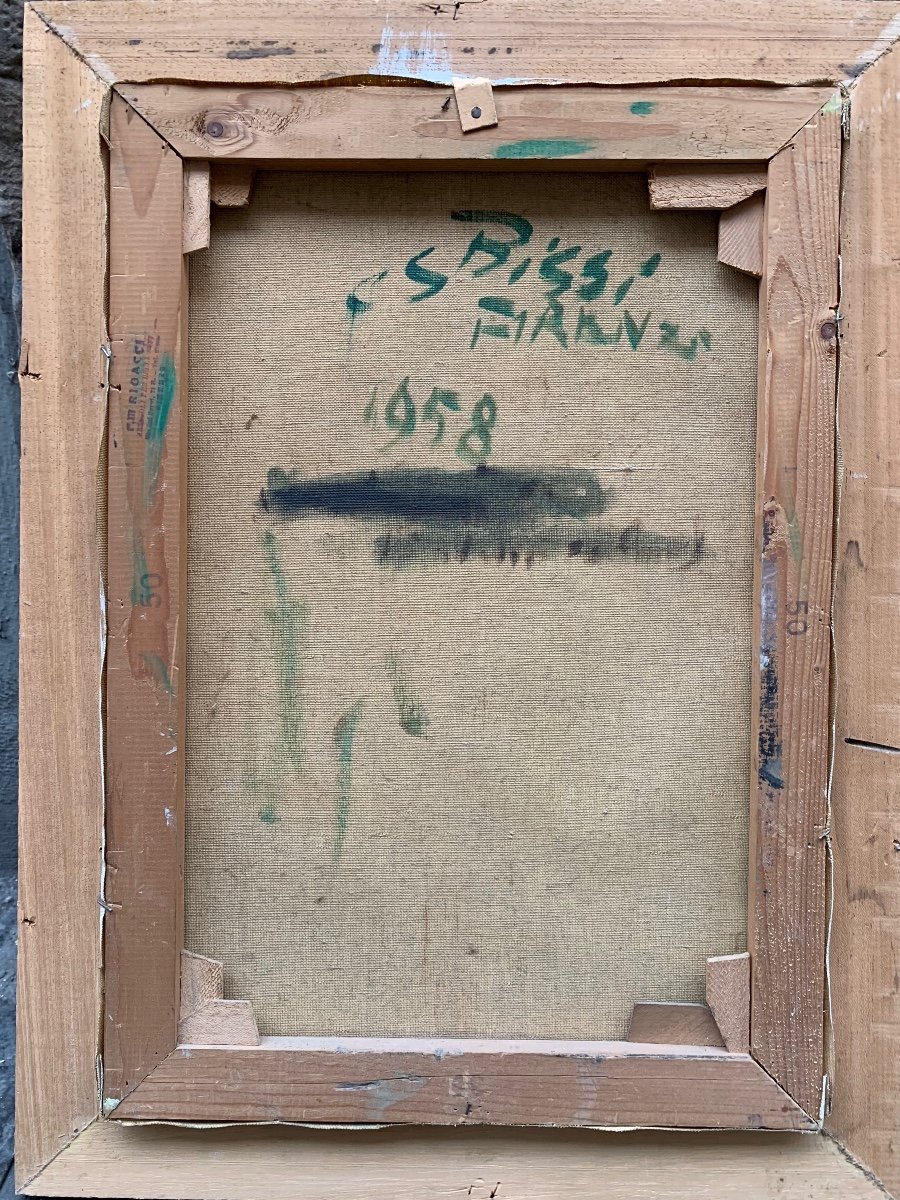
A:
[185, 171, 757, 1039]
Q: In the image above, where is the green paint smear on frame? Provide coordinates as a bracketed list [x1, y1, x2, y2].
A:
[493, 138, 595, 160]
[143, 352, 177, 507]
[333, 701, 364, 862]
[630, 101, 657, 116]
[788, 509, 805, 572]
[143, 652, 174, 696]
[386, 651, 429, 737]
[262, 531, 310, 772]
[130, 541, 150, 609]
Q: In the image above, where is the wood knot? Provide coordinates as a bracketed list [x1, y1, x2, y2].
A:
[197, 107, 253, 154]
[819, 319, 837, 341]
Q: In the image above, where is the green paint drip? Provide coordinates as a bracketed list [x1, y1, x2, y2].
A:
[386, 651, 429, 737]
[244, 756, 280, 827]
[630, 101, 657, 116]
[243, 717, 281, 826]
[143, 352, 177, 507]
[493, 138, 595, 160]
[263, 527, 289, 601]
[262, 531, 309, 771]
[333, 701, 364, 862]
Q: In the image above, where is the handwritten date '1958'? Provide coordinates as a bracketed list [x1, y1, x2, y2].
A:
[363, 378, 497, 464]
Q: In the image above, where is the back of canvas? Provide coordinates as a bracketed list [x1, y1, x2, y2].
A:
[185, 170, 757, 1039]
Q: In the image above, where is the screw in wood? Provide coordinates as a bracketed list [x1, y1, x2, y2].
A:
[206, 120, 225, 139]
[471, 106, 482, 119]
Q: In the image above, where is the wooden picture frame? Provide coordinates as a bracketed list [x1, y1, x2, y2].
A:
[17, 3, 900, 1196]
[98, 83, 837, 1131]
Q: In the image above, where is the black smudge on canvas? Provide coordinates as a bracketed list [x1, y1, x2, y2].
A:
[260, 465, 614, 526]
[258, 465, 708, 571]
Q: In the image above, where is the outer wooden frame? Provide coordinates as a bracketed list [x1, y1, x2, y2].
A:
[18, 2, 900, 1196]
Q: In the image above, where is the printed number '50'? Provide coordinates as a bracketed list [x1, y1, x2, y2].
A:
[786, 599, 809, 636]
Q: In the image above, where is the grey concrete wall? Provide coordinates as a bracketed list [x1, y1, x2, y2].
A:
[1, 0, 23, 1193]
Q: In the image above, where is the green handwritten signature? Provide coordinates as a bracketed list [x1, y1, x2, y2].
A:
[346, 210, 712, 360]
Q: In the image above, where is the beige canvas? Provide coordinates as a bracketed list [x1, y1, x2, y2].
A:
[185, 170, 757, 1039]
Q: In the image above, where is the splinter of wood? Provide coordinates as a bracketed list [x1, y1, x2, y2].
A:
[718, 193, 765, 277]
[649, 166, 767, 210]
[706, 953, 751, 1053]
[182, 160, 211, 252]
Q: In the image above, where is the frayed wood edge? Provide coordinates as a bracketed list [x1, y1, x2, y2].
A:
[114, 1118, 390, 1129]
